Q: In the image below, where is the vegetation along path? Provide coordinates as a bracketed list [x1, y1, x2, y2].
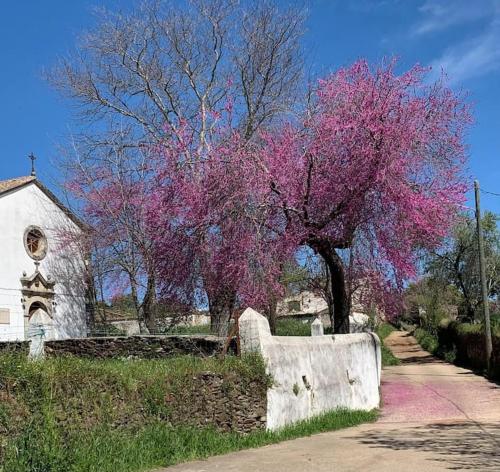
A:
[157, 331, 500, 471]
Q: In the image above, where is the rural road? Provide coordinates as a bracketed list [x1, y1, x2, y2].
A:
[158, 331, 500, 471]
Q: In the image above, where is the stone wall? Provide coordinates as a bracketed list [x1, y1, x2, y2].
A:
[0, 341, 29, 355]
[44, 335, 229, 359]
[166, 371, 267, 434]
[239, 308, 381, 431]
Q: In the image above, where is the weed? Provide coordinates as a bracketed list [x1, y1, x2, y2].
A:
[375, 323, 400, 367]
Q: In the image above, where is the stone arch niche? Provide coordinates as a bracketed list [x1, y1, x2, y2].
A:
[20, 264, 56, 342]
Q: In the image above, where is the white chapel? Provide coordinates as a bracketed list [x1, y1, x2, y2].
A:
[0, 171, 88, 342]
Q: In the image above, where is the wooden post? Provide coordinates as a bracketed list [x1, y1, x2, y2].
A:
[474, 180, 493, 371]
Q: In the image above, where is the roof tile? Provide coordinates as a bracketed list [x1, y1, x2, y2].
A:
[0, 176, 36, 195]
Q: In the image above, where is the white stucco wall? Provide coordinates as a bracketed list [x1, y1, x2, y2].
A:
[239, 308, 381, 431]
[0, 182, 87, 341]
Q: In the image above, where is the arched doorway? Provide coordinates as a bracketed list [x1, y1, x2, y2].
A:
[27, 301, 55, 338]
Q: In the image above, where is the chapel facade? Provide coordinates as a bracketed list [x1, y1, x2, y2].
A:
[0, 175, 88, 342]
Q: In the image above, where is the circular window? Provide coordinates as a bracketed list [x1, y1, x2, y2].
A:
[24, 226, 48, 260]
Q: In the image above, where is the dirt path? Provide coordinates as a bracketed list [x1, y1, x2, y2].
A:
[156, 331, 500, 471]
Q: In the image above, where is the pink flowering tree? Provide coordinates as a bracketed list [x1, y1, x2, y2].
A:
[149, 132, 293, 336]
[260, 60, 471, 332]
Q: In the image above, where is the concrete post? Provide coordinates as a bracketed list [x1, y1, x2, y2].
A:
[311, 317, 324, 336]
[238, 307, 272, 353]
[28, 324, 45, 359]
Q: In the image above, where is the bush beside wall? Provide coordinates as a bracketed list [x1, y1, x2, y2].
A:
[414, 322, 500, 379]
[436, 322, 500, 378]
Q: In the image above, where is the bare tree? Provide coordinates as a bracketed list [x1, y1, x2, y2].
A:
[48, 0, 307, 333]
[56, 137, 160, 332]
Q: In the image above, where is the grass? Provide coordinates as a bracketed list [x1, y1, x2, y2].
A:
[375, 323, 400, 367]
[0, 353, 377, 472]
[275, 317, 312, 336]
[161, 319, 312, 336]
[159, 319, 312, 336]
[165, 324, 212, 335]
[2, 409, 377, 472]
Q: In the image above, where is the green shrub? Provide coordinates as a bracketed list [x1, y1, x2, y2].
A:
[414, 328, 439, 354]
[414, 322, 500, 380]
[443, 345, 457, 363]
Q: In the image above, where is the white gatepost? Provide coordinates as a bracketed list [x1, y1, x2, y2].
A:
[311, 317, 324, 336]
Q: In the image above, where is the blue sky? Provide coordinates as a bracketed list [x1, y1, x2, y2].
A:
[1, 0, 499, 214]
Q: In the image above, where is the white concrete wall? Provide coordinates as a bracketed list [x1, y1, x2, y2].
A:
[0, 182, 87, 341]
[239, 308, 381, 431]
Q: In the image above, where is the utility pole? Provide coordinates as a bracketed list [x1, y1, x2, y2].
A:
[474, 180, 493, 371]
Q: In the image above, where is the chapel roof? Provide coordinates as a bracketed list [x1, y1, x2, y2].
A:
[0, 175, 85, 229]
[0, 175, 37, 195]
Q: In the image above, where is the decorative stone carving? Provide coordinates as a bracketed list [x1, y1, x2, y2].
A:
[20, 266, 56, 318]
[21, 265, 57, 350]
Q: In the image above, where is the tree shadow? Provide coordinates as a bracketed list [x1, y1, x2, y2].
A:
[398, 355, 441, 365]
[354, 422, 500, 470]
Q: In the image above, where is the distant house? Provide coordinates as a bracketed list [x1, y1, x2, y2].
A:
[0, 175, 88, 343]
[277, 290, 371, 333]
[277, 290, 329, 319]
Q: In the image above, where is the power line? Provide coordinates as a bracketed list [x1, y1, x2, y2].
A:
[480, 188, 500, 197]
[0, 286, 85, 297]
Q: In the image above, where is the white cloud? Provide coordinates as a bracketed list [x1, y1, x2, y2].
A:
[427, 5, 500, 84]
[414, 0, 494, 35]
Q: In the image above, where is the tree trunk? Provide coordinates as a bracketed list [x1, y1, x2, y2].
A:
[130, 276, 148, 334]
[323, 263, 335, 330]
[267, 295, 278, 335]
[85, 272, 97, 334]
[309, 239, 350, 334]
[141, 272, 157, 333]
[209, 289, 235, 338]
